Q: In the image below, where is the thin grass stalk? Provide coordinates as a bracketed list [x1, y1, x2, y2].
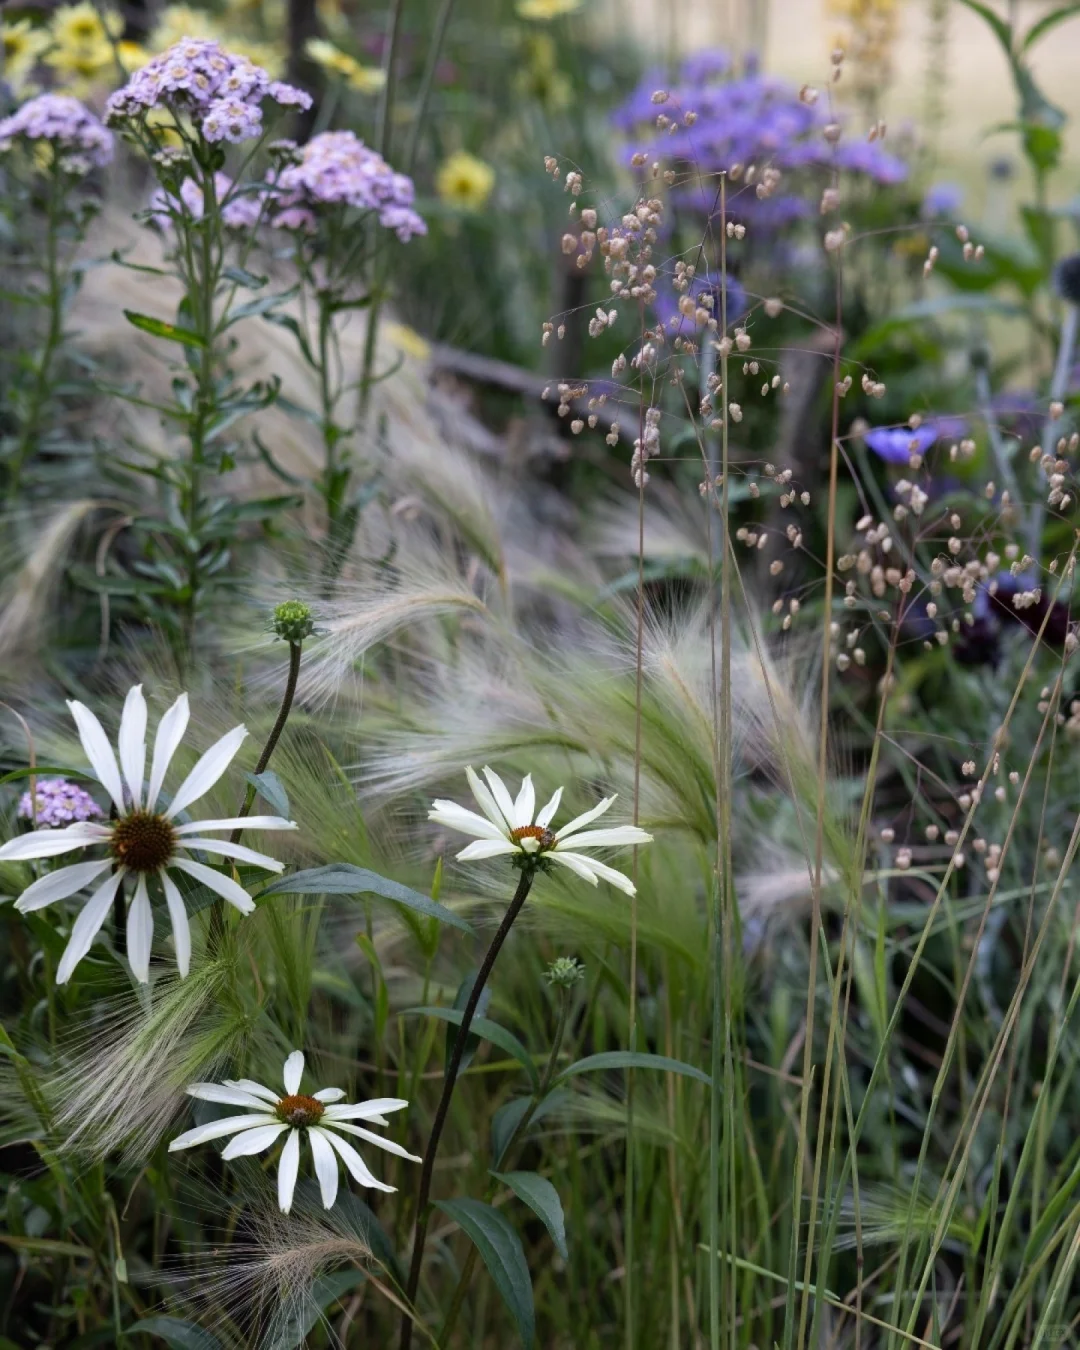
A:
[403, 0, 457, 173]
[790, 184, 845, 1350]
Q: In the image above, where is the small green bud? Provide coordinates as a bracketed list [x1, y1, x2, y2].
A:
[545, 956, 585, 989]
[273, 599, 315, 643]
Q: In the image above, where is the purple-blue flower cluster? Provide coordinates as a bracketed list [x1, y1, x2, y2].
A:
[17, 778, 103, 828]
[0, 93, 113, 171]
[105, 38, 311, 144]
[864, 423, 939, 464]
[614, 51, 907, 191]
[270, 131, 426, 241]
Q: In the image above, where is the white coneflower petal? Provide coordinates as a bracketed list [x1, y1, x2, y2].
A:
[465, 765, 510, 831]
[166, 724, 248, 820]
[147, 692, 190, 811]
[555, 795, 617, 838]
[118, 684, 148, 808]
[549, 851, 602, 888]
[223, 1079, 279, 1104]
[0, 822, 110, 860]
[283, 1050, 305, 1095]
[127, 874, 153, 982]
[318, 1126, 396, 1193]
[174, 816, 297, 835]
[160, 871, 192, 977]
[170, 1114, 278, 1150]
[326, 1119, 422, 1161]
[482, 767, 518, 829]
[67, 700, 126, 813]
[14, 860, 111, 912]
[555, 825, 652, 849]
[278, 1128, 301, 1213]
[555, 851, 637, 895]
[456, 838, 517, 861]
[428, 800, 507, 840]
[171, 859, 257, 913]
[513, 773, 535, 828]
[536, 786, 563, 828]
[56, 870, 125, 983]
[178, 838, 286, 871]
[221, 1123, 290, 1159]
[313, 1088, 346, 1103]
[308, 1127, 340, 1208]
[188, 1083, 278, 1109]
[322, 1098, 409, 1122]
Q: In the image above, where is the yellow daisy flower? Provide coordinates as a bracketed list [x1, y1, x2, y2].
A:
[1, 19, 50, 91]
[386, 323, 431, 361]
[49, 2, 122, 48]
[436, 151, 495, 212]
[149, 4, 222, 51]
[116, 39, 152, 71]
[304, 37, 385, 93]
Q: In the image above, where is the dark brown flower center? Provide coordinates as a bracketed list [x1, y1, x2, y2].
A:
[109, 811, 177, 874]
[275, 1093, 325, 1127]
[509, 825, 556, 849]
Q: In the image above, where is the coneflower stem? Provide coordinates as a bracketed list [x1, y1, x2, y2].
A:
[399, 866, 535, 1350]
[209, 640, 303, 950]
[230, 640, 303, 846]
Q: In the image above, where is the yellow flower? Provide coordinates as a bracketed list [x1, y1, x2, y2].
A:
[516, 32, 571, 108]
[150, 5, 222, 51]
[305, 37, 385, 92]
[116, 39, 152, 71]
[50, 1, 122, 48]
[44, 36, 116, 94]
[1, 19, 50, 90]
[386, 323, 431, 361]
[516, 0, 582, 19]
[436, 151, 495, 212]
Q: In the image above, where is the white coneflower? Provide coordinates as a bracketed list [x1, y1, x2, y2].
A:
[169, 1051, 417, 1213]
[428, 766, 652, 895]
[0, 685, 296, 984]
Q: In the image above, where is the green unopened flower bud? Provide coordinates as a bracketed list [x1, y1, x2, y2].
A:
[273, 599, 314, 643]
[545, 956, 585, 989]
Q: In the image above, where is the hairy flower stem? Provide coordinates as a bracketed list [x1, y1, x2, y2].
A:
[9, 168, 64, 497]
[398, 867, 535, 1350]
[208, 639, 302, 950]
[436, 984, 572, 1344]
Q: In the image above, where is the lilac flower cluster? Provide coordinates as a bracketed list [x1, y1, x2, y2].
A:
[149, 171, 263, 231]
[0, 93, 113, 172]
[17, 778, 103, 828]
[104, 38, 311, 145]
[270, 131, 426, 241]
[614, 51, 907, 206]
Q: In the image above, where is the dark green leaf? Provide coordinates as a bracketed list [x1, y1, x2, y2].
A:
[446, 971, 489, 1077]
[404, 1005, 539, 1089]
[245, 770, 290, 817]
[0, 766, 95, 787]
[128, 1317, 222, 1350]
[434, 1198, 534, 1348]
[491, 1170, 568, 1259]
[1022, 2, 1080, 51]
[257, 864, 471, 932]
[123, 310, 206, 348]
[555, 1051, 710, 1087]
[265, 1269, 366, 1349]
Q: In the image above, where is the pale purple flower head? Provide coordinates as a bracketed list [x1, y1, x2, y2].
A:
[202, 95, 263, 144]
[270, 130, 426, 240]
[922, 181, 963, 219]
[105, 39, 309, 147]
[17, 778, 104, 828]
[0, 93, 113, 170]
[864, 423, 939, 464]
